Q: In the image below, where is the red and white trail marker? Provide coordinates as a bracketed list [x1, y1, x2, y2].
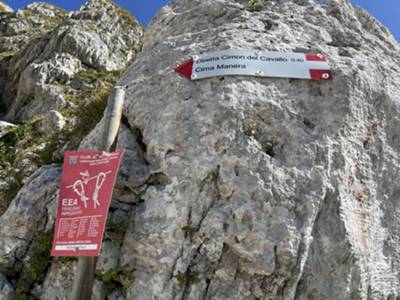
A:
[51, 150, 124, 257]
[175, 49, 333, 81]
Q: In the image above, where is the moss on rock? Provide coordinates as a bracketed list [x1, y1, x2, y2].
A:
[246, 0, 266, 12]
[67, 68, 124, 140]
[96, 267, 134, 294]
[15, 233, 53, 299]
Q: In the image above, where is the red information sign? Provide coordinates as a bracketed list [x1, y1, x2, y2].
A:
[51, 150, 124, 257]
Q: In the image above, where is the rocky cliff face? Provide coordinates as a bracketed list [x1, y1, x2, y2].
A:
[0, 1, 142, 299]
[0, 0, 400, 299]
[0, 0, 142, 211]
[116, 0, 400, 299]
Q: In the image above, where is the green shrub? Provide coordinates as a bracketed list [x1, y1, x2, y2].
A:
[71, 84, 111, 139]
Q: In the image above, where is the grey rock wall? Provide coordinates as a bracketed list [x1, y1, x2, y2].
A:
[114, 0, 400, 299]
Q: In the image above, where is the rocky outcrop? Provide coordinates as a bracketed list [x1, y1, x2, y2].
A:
[0, 1, 143, 298]
[0, 272, 13, 300]
[114, 0, 399, 299]
[0, 165, 60, 298]
[0, 0, 142, 224]
[0, 0, 399, 299]
[0, 3, 65, 57]
[1, 0, 142, 120]
[0, 1, 12, 13]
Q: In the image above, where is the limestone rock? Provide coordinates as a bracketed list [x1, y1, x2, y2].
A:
[1, 0, 142, 121]
[39, 259, 107, 300]
[113, 0, 400, 299]
[0, 3, 66, 114]
[37, 110, 66, 133]
[98, 240, 121, 274]
[92, 280, 107, 300]
[80, 121, 150, 196]
[0, 3, 66, 55]
[0, 120, 14, 138]
[0, 0, 144, 297]
[78, 113, 105, 150]
[70, 0, 142, 70]
[0, 0, 399, 299]
[108, 290, 126, 300]
[39, 260, 75, 300]
[0, 1, 12, 13]
[0, 165, 60, 273]
[15, 150, 41, 179]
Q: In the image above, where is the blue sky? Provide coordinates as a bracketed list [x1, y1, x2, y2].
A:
[5, 0, 399, 41]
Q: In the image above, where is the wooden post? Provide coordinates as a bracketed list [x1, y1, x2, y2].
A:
[71, 86, 125, 300]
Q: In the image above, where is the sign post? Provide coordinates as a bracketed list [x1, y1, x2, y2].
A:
[50, 86, 125, 300]
[72, 86, 125, 300]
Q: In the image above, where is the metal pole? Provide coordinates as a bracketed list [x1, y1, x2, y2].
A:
[100, 87, 126, 151]
[71, 86, 125, 300]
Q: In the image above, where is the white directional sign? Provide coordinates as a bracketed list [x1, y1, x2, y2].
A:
[176, 49, 332, 81]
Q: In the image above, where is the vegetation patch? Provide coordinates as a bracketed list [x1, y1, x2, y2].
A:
[77, 69, 124, 85]
[244, 121, 258, 136]
[182, 225, 195, 239]
[63, 68, 124, 140]
[70, 85, 110, 139]
[0, 172, 24, 214]
[147, 172, 172, 186]
[113, 3, 141, 29]
[15, 233, 53, 299]
[0, 67, 125, 213]
[246, 0, 266, 12]
[260, 136, 279, 157]
[96, 267, 134, 294]
[175, 271, 200, 287]
[0, 50, 16, 58]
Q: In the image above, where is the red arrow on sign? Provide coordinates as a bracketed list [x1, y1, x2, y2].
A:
[175, 58, 194, 80]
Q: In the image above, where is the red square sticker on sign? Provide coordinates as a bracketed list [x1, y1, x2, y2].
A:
[51, 150, 124, 257]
